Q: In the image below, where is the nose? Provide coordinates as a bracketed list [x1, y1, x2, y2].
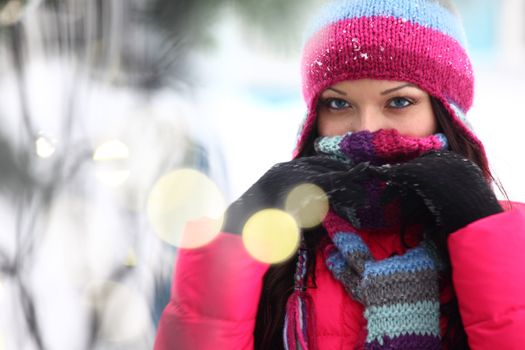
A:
[353, 108, 385, 132]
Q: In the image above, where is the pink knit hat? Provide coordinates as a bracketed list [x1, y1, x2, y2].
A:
[293, 0, 486, 167]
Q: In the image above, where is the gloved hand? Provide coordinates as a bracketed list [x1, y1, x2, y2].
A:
[368, 150, 503, 235]
[323, 212, 443, 347]
[221, 156, 367, 234]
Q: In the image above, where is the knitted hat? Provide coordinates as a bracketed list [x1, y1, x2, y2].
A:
[294, 0, 486, 167]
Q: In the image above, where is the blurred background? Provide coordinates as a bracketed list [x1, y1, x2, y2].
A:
[0, 0, 523, 349]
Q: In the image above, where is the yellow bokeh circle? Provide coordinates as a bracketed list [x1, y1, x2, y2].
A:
[92, 139, 130, 187]
[242, 209, 300, 264]
[146, 169, 225, 248]
[285, 183, 329, 228]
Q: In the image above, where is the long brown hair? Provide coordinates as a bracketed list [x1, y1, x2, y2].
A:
[253, 97, 502, 350]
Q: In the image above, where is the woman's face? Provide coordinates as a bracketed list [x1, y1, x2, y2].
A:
[317, 79, 437, 137]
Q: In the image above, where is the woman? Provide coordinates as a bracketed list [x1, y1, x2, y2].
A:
[154, 0, 525, 349]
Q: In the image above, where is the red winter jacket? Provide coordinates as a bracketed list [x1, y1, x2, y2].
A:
[154, 202, 525, 349]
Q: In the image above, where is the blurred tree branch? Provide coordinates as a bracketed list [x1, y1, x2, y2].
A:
[0, 0, 317, 349]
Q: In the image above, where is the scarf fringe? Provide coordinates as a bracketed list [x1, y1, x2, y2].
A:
[284, 289, 318, 350]
[284, 236, 318, 350]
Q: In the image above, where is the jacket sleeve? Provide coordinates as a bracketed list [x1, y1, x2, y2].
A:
[154, 219, 270, 350]
[447, 202, 525, 349]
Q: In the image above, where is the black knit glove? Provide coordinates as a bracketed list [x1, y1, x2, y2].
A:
[369, 151, 503, 235]
[221, 156, 366, 234]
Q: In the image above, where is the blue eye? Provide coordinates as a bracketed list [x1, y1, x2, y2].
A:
[388, 97, 412, 108]
[323, 98, 350, 110]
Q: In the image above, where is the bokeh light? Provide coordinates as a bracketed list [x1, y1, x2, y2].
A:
[93, 139, 129, 161]
[285, 183, 329, 228]
[242, 209, 300, 264]
[93, 139, 130, 187]
[146, 168, 225, 248]
[35, 134, 56, 158]
[124, 248, 137, 267]
[86, 280, 151, 344]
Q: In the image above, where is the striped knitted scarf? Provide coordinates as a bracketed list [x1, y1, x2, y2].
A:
[284, 129, 447, 350]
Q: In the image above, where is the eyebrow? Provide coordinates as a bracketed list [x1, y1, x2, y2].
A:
[380, 83, 417, 95]
[325, 87, 347, 95]
[324, 83, 417, 96]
